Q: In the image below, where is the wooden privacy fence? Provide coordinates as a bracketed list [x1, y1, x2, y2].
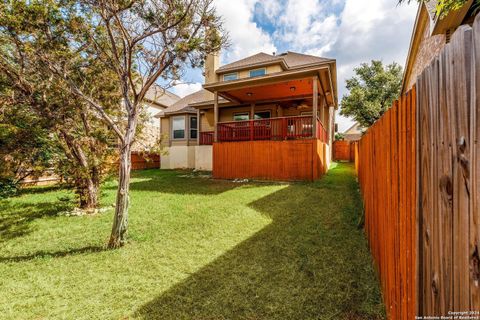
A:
[356, 17, 480, 319]
[213, 139, 327, 181]
[416, 22, 479, 314]
[333, 140, 355, 161]
[356, 88, 417, 320]
[131, 152, 160, 170]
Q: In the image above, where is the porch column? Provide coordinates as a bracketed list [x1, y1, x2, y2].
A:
[328, 105, 334, 145]
[321, 96, 326, 125]
[197, 108, 201, 145]
[277, 104, 284, 117]
[214, 91, 218, 142]
[250, 103, 255, 119]
[312, 76, 318, 138]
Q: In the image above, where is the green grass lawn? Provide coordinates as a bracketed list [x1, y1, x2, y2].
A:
[0, 163, 384, 320]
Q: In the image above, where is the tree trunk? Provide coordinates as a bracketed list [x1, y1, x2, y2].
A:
[78, 177, 99, 211]
[108, 141, 132, 248]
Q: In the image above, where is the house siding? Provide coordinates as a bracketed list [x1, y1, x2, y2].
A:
[220, 64, 283, 81]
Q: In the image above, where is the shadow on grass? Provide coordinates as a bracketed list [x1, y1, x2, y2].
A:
[0, 245, 106, 263]
[18, 184, 65, 196]
[123, 170, 239, 195]
[0, 201, 72, 242]
[135, 164, 384, 320]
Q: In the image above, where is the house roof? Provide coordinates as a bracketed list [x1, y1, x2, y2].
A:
[343, 122, 363, 135]
[282, 51, 333, 68]
[144, 84, 180, 108]
[217, 51, 334, 73]
[425, 0, 438, 21]
[156, 89, 228, 117]
[401, 0, 474, 93]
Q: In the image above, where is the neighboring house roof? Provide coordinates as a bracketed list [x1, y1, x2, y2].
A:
[343, 122, 363, 135]
[156, 89, 227, 117]
[342, 123, 364, 141]
[217, 51, 334, 74]
[401, 0, 474, 93]
[144, 84, 180, 108]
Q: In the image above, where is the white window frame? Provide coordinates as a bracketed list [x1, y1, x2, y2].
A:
[233, 112, 250, 121]
[223, 72, 238, 81]
[172, 116, 186, 140]
[249, 68, 266, 78]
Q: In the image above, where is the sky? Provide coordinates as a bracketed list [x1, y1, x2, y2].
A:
[170, 0, 419, 132]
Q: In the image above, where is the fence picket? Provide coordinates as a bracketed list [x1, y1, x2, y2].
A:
[355, 16, 479, 318]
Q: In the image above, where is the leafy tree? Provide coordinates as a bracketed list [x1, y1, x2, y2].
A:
[0, 98, 55, 198]
[340, 60, 403, 128]
[398, 0, 479, 19]
[0, 1, 120, 209]
[28, 0, 227, 248]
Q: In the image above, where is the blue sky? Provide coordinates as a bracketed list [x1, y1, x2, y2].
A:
[171, 0, 419, 131]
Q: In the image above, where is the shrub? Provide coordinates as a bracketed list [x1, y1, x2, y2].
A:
[0, 178, 18, 199]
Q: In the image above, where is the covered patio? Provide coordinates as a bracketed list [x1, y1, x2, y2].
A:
[194, 63, 337, 181]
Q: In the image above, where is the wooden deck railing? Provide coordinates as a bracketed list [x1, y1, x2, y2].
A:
[217, 115, 328, 143]
[199, 131, 214, 145]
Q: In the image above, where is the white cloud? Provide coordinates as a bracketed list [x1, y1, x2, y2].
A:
[261, 0, 417, 131]
[329, 0, 417, 131]
[171, 82, 202, 98]
[207, 0, 418, 132]
[214, 0, 277, 64]
[254, 0, 282, 23]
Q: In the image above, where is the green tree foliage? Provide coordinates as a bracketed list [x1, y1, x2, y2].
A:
[1, 0, 228, 247]
[340, 61, 403, 128]
[0, 94, 55, 198]
[398, 0, 479, 19]
[0, 1, 120, 208]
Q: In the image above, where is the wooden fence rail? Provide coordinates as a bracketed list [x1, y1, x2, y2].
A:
[356, 16, 480, 319]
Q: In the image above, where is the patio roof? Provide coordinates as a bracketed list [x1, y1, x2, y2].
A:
[204, 61, 337, 108]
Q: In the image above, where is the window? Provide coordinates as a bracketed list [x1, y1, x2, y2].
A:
[223, 73, 238, 81]
[172, 116, 185, 139]
[254, 111, 271, 119]
[233, 113, 249, 121]
[249, 68, 266, 78]
[190, 116, 198, 139]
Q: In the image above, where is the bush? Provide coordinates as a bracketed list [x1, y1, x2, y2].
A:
[0, 178, 19, 199]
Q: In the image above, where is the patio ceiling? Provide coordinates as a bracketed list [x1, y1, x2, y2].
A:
[224, 78, 315, 103]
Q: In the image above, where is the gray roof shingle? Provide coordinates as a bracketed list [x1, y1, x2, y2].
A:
[158, 89, 227, 117]
[217, 51, 333, 73]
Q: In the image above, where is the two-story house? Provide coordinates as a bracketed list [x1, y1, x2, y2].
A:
[159, 51, 337, 181]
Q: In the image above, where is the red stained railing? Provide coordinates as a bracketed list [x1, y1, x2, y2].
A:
[199, 131, 214, 145]
[217, 116, 328, 143]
